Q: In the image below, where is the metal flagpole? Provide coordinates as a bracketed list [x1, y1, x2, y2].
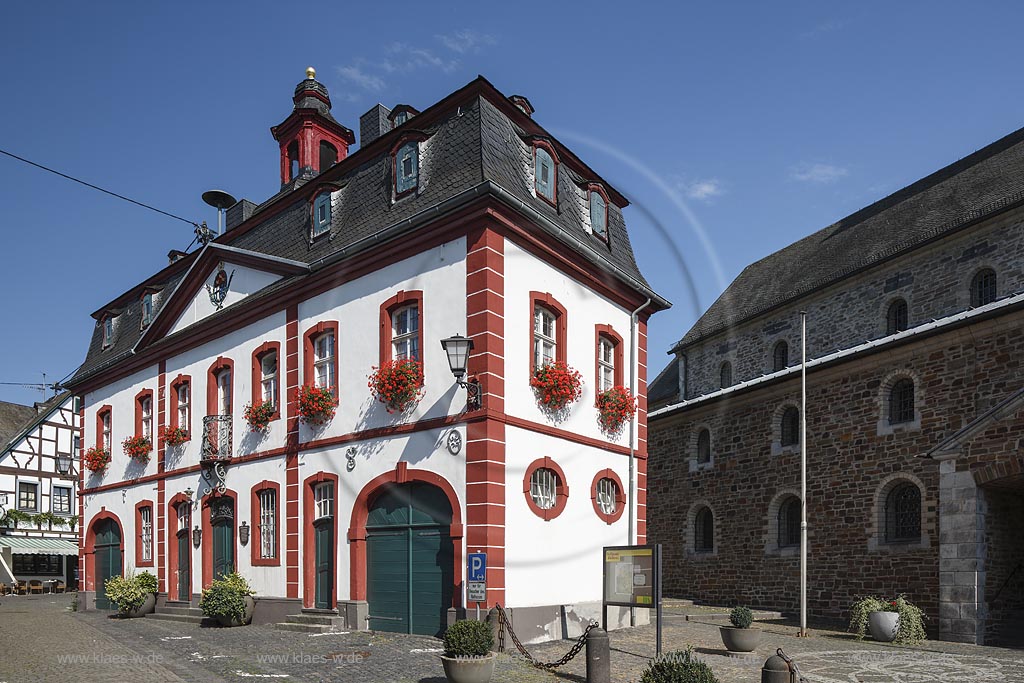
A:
[799, 310, 808, 637]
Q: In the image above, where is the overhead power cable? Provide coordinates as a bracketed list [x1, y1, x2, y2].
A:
[0, 147, 200, 227]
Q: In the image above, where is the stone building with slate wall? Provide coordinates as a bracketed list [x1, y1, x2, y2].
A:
[647, 125, 1024, 645]
[65, 70, 666, 640]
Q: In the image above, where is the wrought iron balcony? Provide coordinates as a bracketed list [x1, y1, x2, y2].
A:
[202, 414, 232, 462]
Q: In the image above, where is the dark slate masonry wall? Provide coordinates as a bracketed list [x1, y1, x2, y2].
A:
[681, 214, 1024, 400]
[648, 312, 1024, 634]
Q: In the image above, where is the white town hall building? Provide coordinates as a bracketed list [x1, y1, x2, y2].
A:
[65, 70, 667, 638]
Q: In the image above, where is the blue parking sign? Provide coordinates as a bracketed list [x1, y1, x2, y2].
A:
[468, 552, 486, 582]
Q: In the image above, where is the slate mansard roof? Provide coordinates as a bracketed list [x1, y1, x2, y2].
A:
[67, 76, 668, 388]
[674, 124, 1024, 351]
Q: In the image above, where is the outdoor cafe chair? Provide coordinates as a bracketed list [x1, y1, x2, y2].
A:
[14, 581, 28, 595]
[28, 580, 43, 594]
[54, 580, 66, 593]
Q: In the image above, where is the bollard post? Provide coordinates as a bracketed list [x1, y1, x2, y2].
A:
[586, 627, 610, 683]
[487, 607, 501, 653]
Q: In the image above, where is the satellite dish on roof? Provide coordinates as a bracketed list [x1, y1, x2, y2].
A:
[202, 189, 237, 235]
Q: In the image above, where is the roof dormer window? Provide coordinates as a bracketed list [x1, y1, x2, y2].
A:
[313, 192, 332, 238]
[141, 293, 154, 328]
[395, 141, 419, 197]
[102, 316, 114, 348]
[589, 185, 609, 241]
[389, 105, 419, 129]
[533, 143, 557, 205]
[394, 111, 409, 126]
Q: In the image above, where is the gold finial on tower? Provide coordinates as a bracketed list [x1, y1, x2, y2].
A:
[305, 66, 316, 80]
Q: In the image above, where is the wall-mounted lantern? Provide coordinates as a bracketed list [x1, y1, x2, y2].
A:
[440, 334, 481, 410]
[239, 521, 250, 546]
[192, 525, 202, 548]
[56, 453, 72, 475]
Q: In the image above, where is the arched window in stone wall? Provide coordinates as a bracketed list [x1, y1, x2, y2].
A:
[889, 379, 915, 424]
[970, 268, 997, 307]
[773, 341, 789, 372]
[696, 429, 711, 464]
[780, 406, 799, 447]
[719, 362, 732, 389]
[694, 506, 714, 552]
[886, 298, 908, 335]
[778, 496, 801, 548]
[884, 481, 921, 543]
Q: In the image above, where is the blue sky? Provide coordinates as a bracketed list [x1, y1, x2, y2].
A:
[1, 1, 1022, 404]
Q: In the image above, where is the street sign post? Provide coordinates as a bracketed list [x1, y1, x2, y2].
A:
[603, 544, 663, 656]
[467, 552, 487, 619]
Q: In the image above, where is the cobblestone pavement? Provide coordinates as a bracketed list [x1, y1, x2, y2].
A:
[2, 594, 1023, 683]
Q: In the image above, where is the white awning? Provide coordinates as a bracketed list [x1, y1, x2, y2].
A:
[0, 537, 78, 556]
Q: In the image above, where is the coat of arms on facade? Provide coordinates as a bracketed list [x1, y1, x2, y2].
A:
[205, 264, 235, 310]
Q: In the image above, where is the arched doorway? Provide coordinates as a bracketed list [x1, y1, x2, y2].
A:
[365, 482, 455, 636]
[92, 518, 122, 610]
[209, 496, 235, 581]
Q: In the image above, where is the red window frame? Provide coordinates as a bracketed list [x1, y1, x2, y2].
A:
[251, 480, 281, 567]
[251, 342, 282, 422]
[529, 292, 568, 376]
[590, 469, 626, 525]
[169, 374, 192, 433]
[522, 456, 569, 521]
[206, 357, 235, 417]
[134, 389, 154, 440]
[379, 290, 424, 366]
[95, 405, 112, 451]
[594, 324, 625, 391]
[532, 140, 559, 208]
[303, 321, 340, 397]
[135, 499, 155, 567]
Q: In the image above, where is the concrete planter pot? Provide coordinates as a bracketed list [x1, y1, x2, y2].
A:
[215, 596, 255, 627]
[123, 593, 157, 618]
[719, 626, 761, 652]
[440, 653, 496, 683]
[868, 610, 900, 642]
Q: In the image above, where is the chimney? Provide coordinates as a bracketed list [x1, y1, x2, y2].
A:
[360, 104, 392, 147]
[225, 199, 257, 232]
[167, 249, 188, 265]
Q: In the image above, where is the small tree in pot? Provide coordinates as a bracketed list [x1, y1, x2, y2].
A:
[199, 572, 256, 627]
[105, 570, 156, 617]
[719, 606, 761, 652]
[441, 619, 495, 683]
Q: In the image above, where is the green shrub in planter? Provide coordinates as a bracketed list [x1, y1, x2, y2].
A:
[729, 606, 753, 629]
[640, 647, 718, 683]
[199, 572, 255, 624]
[137, 570, 159, 594]
[105, 573, 147, 614]
[848, 594, 926, 644]
[443, 619, 494, 657]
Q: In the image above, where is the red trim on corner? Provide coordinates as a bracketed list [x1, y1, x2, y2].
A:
[134, 499, 155, 567]
[529, 292, 568, 376]
[84, 510, 123, 593]
[302, 321, 339, 398]
[251, 480, 281, 567]
[251, 342, 282, 421]
[522, 457, 569, 521]
[348, 467, 464, 603]
[594, 324, 625, 389]
[167, 493, 191, 602]
[302, 471, 340, 609]
[590, 469, 626, 525]
[378, 290, 424, 365]
[200, 489, 237, 589]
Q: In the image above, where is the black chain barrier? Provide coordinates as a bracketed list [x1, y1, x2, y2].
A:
[494, 603, 597, 670]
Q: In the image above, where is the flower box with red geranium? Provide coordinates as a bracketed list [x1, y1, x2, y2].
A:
[243, 402, 276, 432]
[122, 435, 152, 462]
[164, 426, 189, 447]
[84, 447, 111, 474]
[530, 361, 583, 412]
[368, 359, 424, 414]
[596, 386, 636, 433]
[298, 385, 338, 425]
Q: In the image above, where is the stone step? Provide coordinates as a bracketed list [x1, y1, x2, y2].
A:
[286, 613, 344, 626]
[273, 621, 346, 634]
[145, 612, 206, 625]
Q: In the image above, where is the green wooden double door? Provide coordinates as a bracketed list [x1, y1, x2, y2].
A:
[93, 519, 122, 610]
[366, 483, 454, 637]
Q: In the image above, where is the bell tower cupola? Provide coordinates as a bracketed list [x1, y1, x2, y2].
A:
[270, 67, 356, 187]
